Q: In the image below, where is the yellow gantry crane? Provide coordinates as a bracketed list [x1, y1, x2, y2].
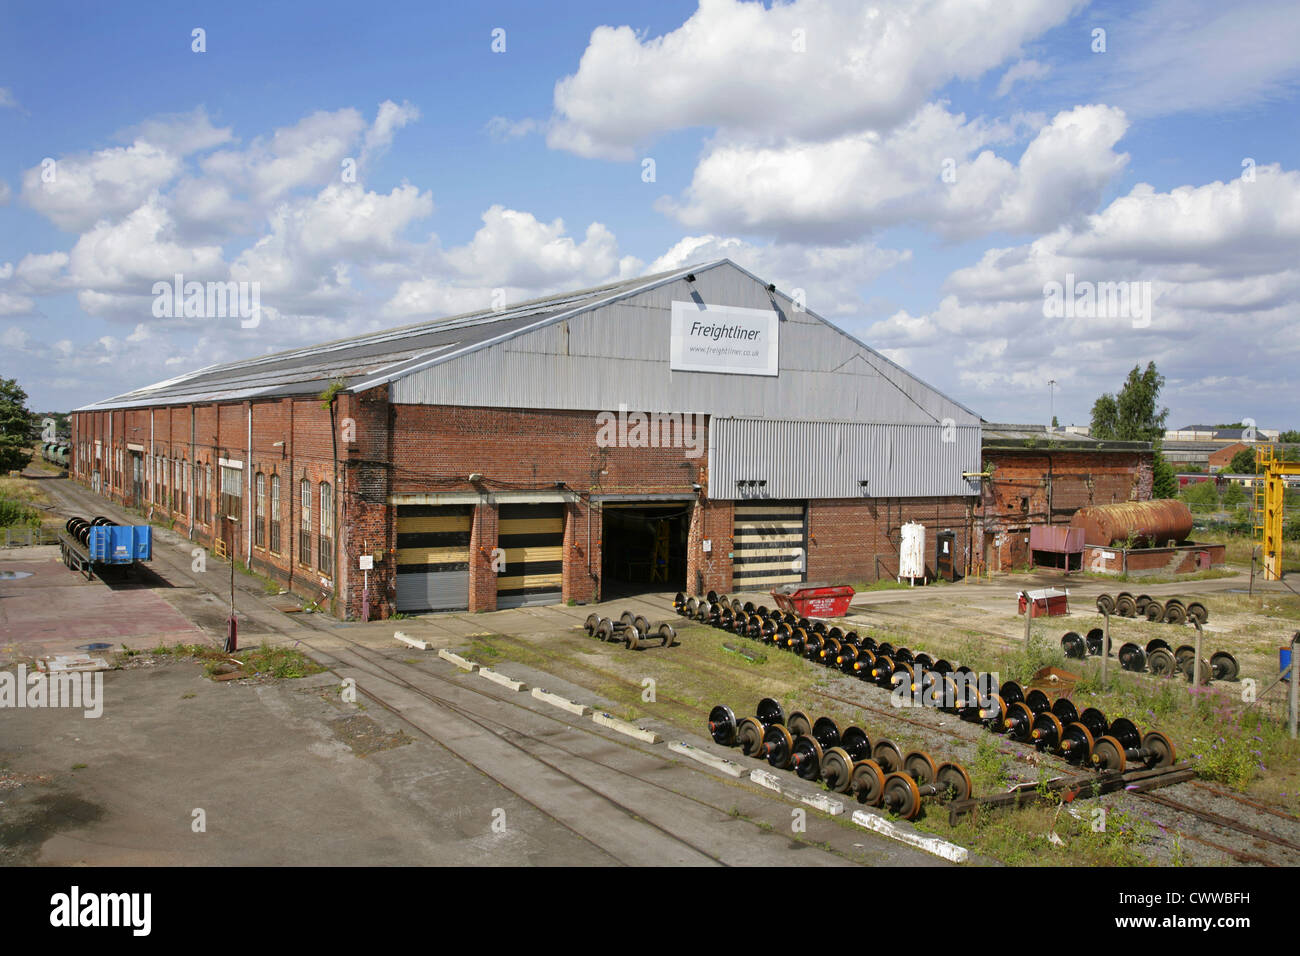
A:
[1254, 445, 1300, 580]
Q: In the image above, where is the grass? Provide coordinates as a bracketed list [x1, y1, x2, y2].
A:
[913, 799, 1161, 866]
[469, 623, 829, 740]
[1075, 569, 1239, 585]
[1197, 530, 1300, 573]
[119, 641, 325, 681]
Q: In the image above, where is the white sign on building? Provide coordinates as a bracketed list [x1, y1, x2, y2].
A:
[670, 301, 779, 376]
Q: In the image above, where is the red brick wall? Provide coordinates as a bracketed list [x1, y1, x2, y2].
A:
[977, 447, 1152, 571]
[71, 394, 348, 615]
[563, 500, 598, 605]
[807, 497, 971, 585]
[686, 499, 735, 596]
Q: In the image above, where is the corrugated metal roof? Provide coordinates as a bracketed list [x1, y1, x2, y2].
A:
[982, 423, 1150, 452]
[76, 259, 983, 428]
[75, 264, 702, 411]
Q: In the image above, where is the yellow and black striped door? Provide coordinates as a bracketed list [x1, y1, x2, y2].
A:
[496, 503, 565, 608]
[395, 504, 472, 611]
[732, 500, 806, 590]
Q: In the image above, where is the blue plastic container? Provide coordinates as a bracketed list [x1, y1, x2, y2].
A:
[1282, 647, 1293, 677]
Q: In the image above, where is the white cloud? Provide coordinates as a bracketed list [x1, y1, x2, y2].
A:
[867, 163, 1300, 424]
[660, 104, 1128, 240]
[996, 59, 1050, 97]
[201, 107, 366, 204]
[0, 87, 17, 109]
[20, 141, 182, 232]
[443, 205, 639, 288]
[0, 292, 36, 316]
[361, 100, 420, 167]
[67, 196, 226, 292]
[0, 179, 10, 205]
[486, 116, 540, 142]
[1079, 0, 1300, 118]
[547, 0, 1083, 159]
[14, 251, 71, 294]
[121, 107, 234, 156]
[648, 234, 910, 315]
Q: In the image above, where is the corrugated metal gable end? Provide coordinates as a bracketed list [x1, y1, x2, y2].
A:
[709, 418, 981, 500]
[391, 262, 981, 427]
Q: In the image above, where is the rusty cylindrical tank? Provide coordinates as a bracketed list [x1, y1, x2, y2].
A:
[1068, 500, 1194, 547]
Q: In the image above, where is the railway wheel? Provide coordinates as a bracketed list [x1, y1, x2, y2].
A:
[1148, 647, 1177, 677]
[881, 773, 922, 819]
[708, 705, 738, 746]
[1141, 730, 1177, 768]
[934, 762, 973, 801]
[761, 724, 796, 769]
[851, 760, 886, 806]
[871, 739, 904, 775]
[1187, 602, 1209, 626]
[1162, 601, 1187, 626]
[1092, 735, 1127, 772]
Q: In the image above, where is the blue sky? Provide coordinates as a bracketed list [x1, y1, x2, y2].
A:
[2, 0, 1298, 430]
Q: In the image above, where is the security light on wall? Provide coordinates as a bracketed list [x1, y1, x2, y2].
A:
[684, 273, 696, 283]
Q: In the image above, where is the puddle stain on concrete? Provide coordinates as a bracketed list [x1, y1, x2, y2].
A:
[0, 791, 107, 863]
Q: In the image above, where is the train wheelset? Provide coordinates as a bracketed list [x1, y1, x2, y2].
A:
[584, 611, 677, 650]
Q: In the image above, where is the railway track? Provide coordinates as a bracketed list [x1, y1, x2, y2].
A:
[31, 478, 1300, 865]
[31, 480, 929, 868]
[669, 592, 1300, 866]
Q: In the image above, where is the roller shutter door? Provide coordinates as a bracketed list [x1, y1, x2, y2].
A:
[395, 504, 471, 612]
[496, 503, 564, 608]
[732, 501, 806, 589]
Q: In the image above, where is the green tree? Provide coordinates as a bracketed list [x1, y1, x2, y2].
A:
[1221, 481, 1246, 508]
[1179, 479, 1219, 510]
[0, 378, 35, 473]
[1091, 363, 1175, 498]
[1152, 445, 1177, 499]
[1278, 429, 1300, 443]
[1090, 362, 1169, 442]
[1228, 448, 1256, 474]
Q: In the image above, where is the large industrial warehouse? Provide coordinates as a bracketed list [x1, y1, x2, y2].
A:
[69, 259, 992, 619]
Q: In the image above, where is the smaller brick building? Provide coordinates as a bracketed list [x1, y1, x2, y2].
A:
[975, 425, 1153, 573]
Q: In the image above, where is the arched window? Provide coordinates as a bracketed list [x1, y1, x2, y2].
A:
[299, 478, 312, 567]
[254, 473, 266, 548]
[318, 482, 333, 575]
[269, 475, 281, 553]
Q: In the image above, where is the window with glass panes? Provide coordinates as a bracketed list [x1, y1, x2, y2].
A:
[299, 479, 311, 566]
[318, 483, 332, 574]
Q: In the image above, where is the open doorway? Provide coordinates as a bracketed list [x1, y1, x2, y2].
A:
[600, 502, 689, 600]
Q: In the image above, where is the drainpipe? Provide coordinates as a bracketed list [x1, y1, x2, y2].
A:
[247, 404, 253, 566]
[188, 405, 195, 540]
[328, 394, 341, 617]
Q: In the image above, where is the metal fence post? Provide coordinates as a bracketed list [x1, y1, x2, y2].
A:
[1101, 609, 1109, 688]
[1291, 633, 1299, 740]
[1192, 618, 1204, 691]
